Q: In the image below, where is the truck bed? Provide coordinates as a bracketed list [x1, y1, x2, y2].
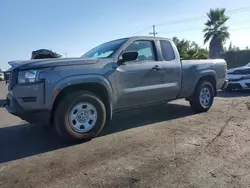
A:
[178, 59, 227, 98]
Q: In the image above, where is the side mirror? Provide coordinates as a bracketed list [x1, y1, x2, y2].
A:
[118, 51, 138, 65]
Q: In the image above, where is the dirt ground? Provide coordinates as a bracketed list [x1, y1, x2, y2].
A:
[0, 81, 250, 188]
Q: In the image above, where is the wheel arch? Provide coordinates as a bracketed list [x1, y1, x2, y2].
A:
[51, 75, 114, 125]
[196, 75, 217, 96]
[195, 70, 217, 96]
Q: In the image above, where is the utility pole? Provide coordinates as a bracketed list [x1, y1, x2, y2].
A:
[64, 52, 68, 58]
[149, 25, 158, 37]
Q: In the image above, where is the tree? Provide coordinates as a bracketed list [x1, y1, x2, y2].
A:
[228, 41, 233, 51]
[172, 37, 191, 59]
[232, 45, 240, 51]
[227, 42, 240, 51]
[203, 8, 230, 59]
[223, 46, 228, 52]
[172, 37, 209, 60]
[191, 41, 198, 51]
[193, 48, 209, 59]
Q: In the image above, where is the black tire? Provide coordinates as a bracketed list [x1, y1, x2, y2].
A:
[54, 91, 106, 141]
[189, 81, 214, 113]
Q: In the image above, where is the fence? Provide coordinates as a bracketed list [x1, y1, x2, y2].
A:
[224, 50, 250, 69]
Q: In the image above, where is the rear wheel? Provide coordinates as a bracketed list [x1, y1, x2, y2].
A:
[54, 91, 106, 141]
[189, 81, 214, 112]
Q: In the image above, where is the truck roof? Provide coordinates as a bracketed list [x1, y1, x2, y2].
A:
[128, 36, 172, 41]
[110, 36, 172, 43]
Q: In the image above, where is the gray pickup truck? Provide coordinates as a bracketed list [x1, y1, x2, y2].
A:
[5, 36, 228, 141]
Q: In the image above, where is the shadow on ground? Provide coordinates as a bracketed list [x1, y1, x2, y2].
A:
[101, 103, 194, 136]
[0, 124, 69, 164]
[0, 99, 6, 107]
[0, 103, 194, 164]
[217, 90, 250, 98]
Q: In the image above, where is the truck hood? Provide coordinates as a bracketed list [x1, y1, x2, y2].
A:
[8, 58, 99, 70]
[227, 67, 250, 75]
[227, 63, 250, 73]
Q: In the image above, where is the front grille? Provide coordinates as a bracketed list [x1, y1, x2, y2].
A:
[8, 70, 17, 91]
[229, 78, 243, 82]
[22, 97, 36, 102]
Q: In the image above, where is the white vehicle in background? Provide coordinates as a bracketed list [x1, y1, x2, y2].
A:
[226, 62, 250, 91]
[0, 72, 4, 81]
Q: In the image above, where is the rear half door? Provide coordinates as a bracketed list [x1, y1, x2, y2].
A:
[158, 40, 182, 100]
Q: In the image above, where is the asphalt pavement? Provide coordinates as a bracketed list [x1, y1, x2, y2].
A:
[1, 81, 250, 188]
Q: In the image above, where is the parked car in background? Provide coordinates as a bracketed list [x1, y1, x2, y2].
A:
[5, 36, 227, 141]
[0, 72, 4, 81]
[226, 62, 250, 91]
[3, 70, 11, 84]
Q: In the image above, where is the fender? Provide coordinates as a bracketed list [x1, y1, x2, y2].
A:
[195, 69, 217, 93]
[197, 69, 217, 81]
[183, 69, 217, 99]
[52, 74, 116, 105]
[198, 70, 217, 80]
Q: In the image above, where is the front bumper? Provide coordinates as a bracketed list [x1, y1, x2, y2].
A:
[5, 93, 51, 125]
[226, 79, 250, 90]
[226, 73, 250, 90]
[5, 94, 24, 115]
[221, 80, 229, 90]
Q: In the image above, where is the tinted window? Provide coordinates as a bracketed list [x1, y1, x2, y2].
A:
[125, 40, 156, 62]
[160, 40, 175, 61]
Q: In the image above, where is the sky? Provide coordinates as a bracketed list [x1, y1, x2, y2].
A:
[0, 0, 250, 70]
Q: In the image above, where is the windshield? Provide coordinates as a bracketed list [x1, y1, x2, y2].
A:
[82, 38, 128, 59]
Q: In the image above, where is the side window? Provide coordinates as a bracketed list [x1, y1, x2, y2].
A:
[125, 40, 156, 62]
[160, 40, 175, 61]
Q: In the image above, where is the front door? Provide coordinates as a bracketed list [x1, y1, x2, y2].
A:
[114, 40, 167, 109]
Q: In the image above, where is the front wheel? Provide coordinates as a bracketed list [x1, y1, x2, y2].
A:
[54, 91, 106, 141]
[189, 81, 214, 113]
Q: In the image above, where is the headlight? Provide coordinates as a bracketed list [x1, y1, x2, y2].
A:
[18, 70, 39, 83]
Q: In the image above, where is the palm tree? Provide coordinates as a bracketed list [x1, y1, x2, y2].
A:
[203, 8, 230, 59]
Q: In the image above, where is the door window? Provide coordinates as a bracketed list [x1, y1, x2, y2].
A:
[125, 40, 156, 62]
[160, 40, 175, 61]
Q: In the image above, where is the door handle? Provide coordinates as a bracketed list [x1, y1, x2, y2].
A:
[152, 65, 162, 71]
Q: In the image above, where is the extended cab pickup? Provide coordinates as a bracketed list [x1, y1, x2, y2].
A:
[5, 36, 228, 140]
